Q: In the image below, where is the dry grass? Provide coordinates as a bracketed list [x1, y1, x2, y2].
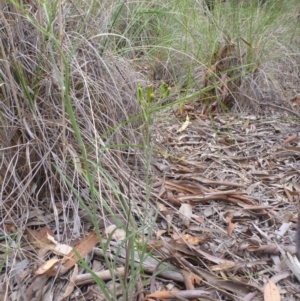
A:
[0, 2, 159, 299]
[0, 0, 151, 284]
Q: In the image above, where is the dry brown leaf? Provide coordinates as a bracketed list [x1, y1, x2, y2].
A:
[264, 279, 281, 301]
[53, 243, 73, 256]
[225, 216, 236, 236]
[190, 274, 201, 286]
[38, 245, 54, 258]
[46, 232, 57, 244]
[210, 261, 236, 272]
[179, 203, 192, 228]
[189, 176, 244, 188]
[177, 115, 190, 133]
[291, 96, 300, 105]
[56, 230, 99, 276]
[172, 232, 180, 240]
[25, 274, 49, 300]
[194, 248, 233, 265]
[177, 234, 204, 246]
[4, 223, 17, 233]
[145, 290, 211, 300]
[182, 270, 202, 290]
[157, 202, 167, 211]
[46, 233, 73, 255]
[164, 240, 197, 257]
[104, 225, 126, 241]
[283, 186, 294, 203]
[155, 229, 168, 239]
[166, 213, 173, 233]
[175, 163, 198, 173]
[58, 264, 78, 301]
[246, 243, 296, 255]
[192, 215, 204, 223]
[182, 271, 195, 290]
[35, 258, 60, 276]
[146, 240, 164, 252]
[165, 180, 203, 194]
[26, 227, 55, 248]
[157, 200, 176, 232]
[284, 133, 298, 144]
[157, 183, 166, 197]
[178, 256, 258, 297]
[166, 190, 181, 206]
[145, 290, 180, 299]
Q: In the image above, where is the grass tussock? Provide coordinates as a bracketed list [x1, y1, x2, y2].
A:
[0, 1, 147, 207]
[0, 2, 152, 296]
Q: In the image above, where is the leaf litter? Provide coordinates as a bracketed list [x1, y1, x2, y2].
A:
[2, 104, 300, 300]
[149, 108, 300, 300]
[3, 111, 300, 300]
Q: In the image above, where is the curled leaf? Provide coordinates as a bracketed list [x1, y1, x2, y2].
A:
[177, 115, 191, 133]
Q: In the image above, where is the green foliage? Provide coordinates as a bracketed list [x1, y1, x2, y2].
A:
[138, 82, 171, 109]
